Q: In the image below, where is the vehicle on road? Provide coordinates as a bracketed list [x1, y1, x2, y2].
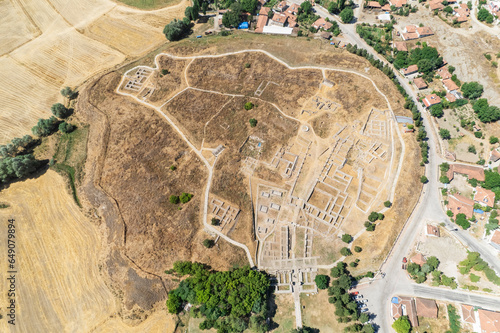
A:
[360, 304, 367, 308]
[402, 257, 407, 263]
[354, 295, 363, 299]
[350, 291, 359, 295]
[361, 308, 368, 313]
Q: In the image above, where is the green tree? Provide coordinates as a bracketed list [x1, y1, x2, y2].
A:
[384, 200, 392, 207]
[60, 86, 78, 100]
[245, 102, 254, 110]
[462, 82, 484, 99]
[249, 118, 258, 127]
[439, 128, 451, 139]
[179, 192, 193, 203]
[478, 7, 493, 22]
[392, 316, 411, 333]
[340, 247, 352, 256]
[341, 234, 353, 243]
[314, 274, 330, 289]
[222, 2, 243, 26]
[59, 122, 75, 133]
[490, 136, 499, 144]
[211, 217, 220, 226]
[185, 6, 199, 21]
[359, 313, 370, 323]
[430, 104, 444, 117]
[31, 117, 59, 137]
[354, 246, 362, 253]
[51, 103, 71, 119]
[163, 19, 190, 41]
[166, 292, 182, 313]
[420, 175, 428, 183]
[203, 239, 215, 248]
[440, 175, 450, 184]
[169, 195, 180, 204]
[447, 210, 453, 217]
[240, 0, 258, 12]
[340, 7, 354, 23]
[368, 211, 379, 222]
[455, 213, 471, 229]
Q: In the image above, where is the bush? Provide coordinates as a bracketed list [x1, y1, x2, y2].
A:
[439, 128, 451, 139]
[447, 210, 453, 217]
[203, 239, 215, 248]
[354, 246, 362, 252]
[490, 136, 499, 144]
[244, 63, 251, 68]
[249, 118, 258, 127]
[462, 82, 484, 99]
[179, 192, 193, 203]
[162, 69, 170, 75]
[447, 305, 461, 333]
[245, 102, 254, 110]
[365, 271, 374, 278]
[440, 176, 450, 184]
[455, 213, 471, 229]
[470, 273, 480, 282]
[211, 217, 220, 226]
[485, 53, 492, 61]
[340, 7, 354, 23]
[341, 234, 353, 243]
[314, 274, 330, 289]
[368, 211, 380, 222]
[474, 131, 482, 138]
[51, 103, 71, 119]
[163, 19, 190, 41]
[58, 122, 75, 133]
[384, 200, 392, 207]
[430, 104, 444, 117]
[170, 165, 177, 171]
[169, 195, 180, 204]
[365, 222, 375, 231]
[420, 175, 428, 183]
[468, 145, 477, 154]
[340, 247, 352, 256]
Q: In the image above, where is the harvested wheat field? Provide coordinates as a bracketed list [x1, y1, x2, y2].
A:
[0, 171, 116, 333]
[0, 0, 187, 144]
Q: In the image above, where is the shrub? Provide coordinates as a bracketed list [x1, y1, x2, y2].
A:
[365, 222, 375, 231]
[211, 218, 220, 226]
[468, 145, 477, 154]
[474, 131, 482, 138]
[420, 175, 428, 183]
[58, 122, 75, 133]
[439, 128, 451, 139]
[179, 192, 193, 203]
[51, 103, 71, 119]
[447, 305, 461, 333]
[384, 200, 392, 207]
[470, 273, 480, 282]
[430, 104, 444, 117]
[249, 118, 258, 127]
[244, 63, 251, 68]
[170, 165, 177, 171]
[341, 234, 353, 243]
[490, 136, 499, 144]
[446, 210, 453, 217]
[368, 211, 380, 222]
[455, 213, 471, 229]
[169, 195, 180, 204]
[440, 176, 450, 184]
[485, 53, 492, 61]
[245, 102, 254, 110]
[365, 271, 374, 278]
[340, 247, 352, 256]
[354, 246, 362, 253]
[203, 239, 215, 248]
[162, 69, 170, 75]
[378, 213, 384, 220]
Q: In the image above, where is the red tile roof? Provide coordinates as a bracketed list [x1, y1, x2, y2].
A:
[367, 1, 382, 7]
[402, 32, 419, 40]
[411, 253, 427, 266]
[417, 26, 434, 36]
[313, 17, 333, 30]
[443, 78, 459, 91]
[430, 1, 445, 10]
[382, 4, 391, 10]
[423, 94, 441, 107]
[447, 194, 474, 218]
[478, 309, 500, 333]
[446, 93, 457, 102]
[259, 6, 271, 15]
[394, 41, 408, 51]
[413, 77, 427, 89]
[491, 149, 500, 162]
[446, 164, 485, 182]
[255, 14, 268, 33]
[461, 304, 476, 323]
[405, 25, 417, 33]
[437, 66, 452, 79]
[272, 12, 287, 24]
[426, 224, 440, 237]
[491, 230, 500, 245]
[474, 187, 496, 207]
[402, 64, 419, 75]
[415, 298, 438, 318]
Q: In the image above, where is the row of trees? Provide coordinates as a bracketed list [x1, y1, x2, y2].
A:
[356, 23, 393, 55]
[165, 262, 271, 333]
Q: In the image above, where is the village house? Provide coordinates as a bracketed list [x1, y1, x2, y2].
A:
[425, 224, 440, 237]
[490, 149, 500, 162]
[489, 230, 500, 251]
[286, 3, 299, 15]
[447, 194, 474, 218]
[461, 304, 477, 325]
[415, 298, 438, 319]
[413, 77, 428, 89]
[410, 253, 427, 266]
[474, 187, 496, 208]
[478, 308, 500, 332]
[417, 26, 434, 37]
[312, 17, 333, 30]
[270, 12, 287, 27]
[443, 78, 459, 93]
[429, 0, 445, 10]
[393, 41, 408, 51]
[276, 0, 288, 11]
[401, 64, 419, 76]
[366, 1, 382, 9]
[423, 94, 441, 108]
[391, 297, 419, 327]
[389, 0, 407, 8]
[446, 163, 485, 182]
[255, 7, 270, 33]
[446, 93, 457, 102]
[437, 66, 452, 79]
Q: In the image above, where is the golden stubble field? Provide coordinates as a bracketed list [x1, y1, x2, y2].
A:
[0, 0, 187, 144]
[0, 170, 178, 333]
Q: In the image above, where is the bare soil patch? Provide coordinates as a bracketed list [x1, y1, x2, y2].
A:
[148, 57, 190, 105]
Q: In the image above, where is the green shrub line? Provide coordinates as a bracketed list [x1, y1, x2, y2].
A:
[53, 163, 80, 207]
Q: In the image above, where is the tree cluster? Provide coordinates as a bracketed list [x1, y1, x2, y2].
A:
[461, 82, 484, 99]
[165, 262, 271, 333]
[31, 116, 60, 137]
[0, 154, 42, 185]
[0, 135, 36, 158]
[163, 19, 191, 41]
[327, 262, 374, 332]
[356, 23, 393, 55]
[472, 98, 500, 123]
[458, 252, 500, 285]
[406, 256, 439, 283]
[393, 43, 443, 80]
[477, 7, 494, 23]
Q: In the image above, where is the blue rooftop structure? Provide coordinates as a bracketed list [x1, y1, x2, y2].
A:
[391, 297, 399, 304]
[238, 22, 249, 29]
[474, 209, 484, 214]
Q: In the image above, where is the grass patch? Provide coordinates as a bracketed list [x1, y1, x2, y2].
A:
[447, 304, 461, 333]
[0, 203, 10, 209]
[51, 126, 89, 207]
[114, 0, 181, 10]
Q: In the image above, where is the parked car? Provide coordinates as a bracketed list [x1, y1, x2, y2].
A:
[354, 295, 363, 300]
[402, 257, 407, 263]
[361, 308, 369, 313]
[360, 304, 368, 308]
[350, 291, 359, 295]
[359, 299, 368, 303]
